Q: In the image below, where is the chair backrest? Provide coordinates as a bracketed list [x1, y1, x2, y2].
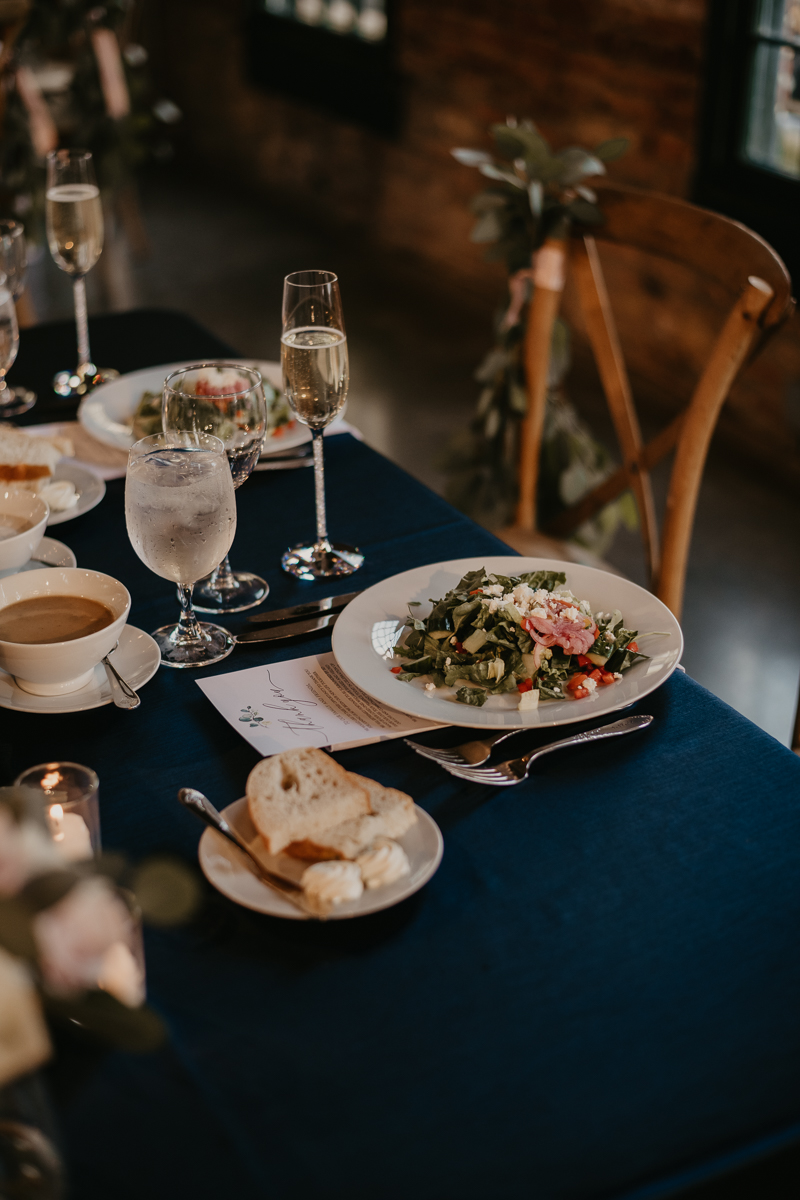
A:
[513, 181, 793, 619]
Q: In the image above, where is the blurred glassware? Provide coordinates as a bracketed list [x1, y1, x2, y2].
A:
[280, 270, 363, 579]
[0, 288, 20, 416]
[14, 762, 100, 861]
[162, 363, 269, 613]
[0, 221, 36, 418]
[45, 149, 119, 400]
[125, 431, 237, 668]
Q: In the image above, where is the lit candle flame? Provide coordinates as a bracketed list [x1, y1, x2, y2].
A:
[48, 803, 65, 842]
[41, 770, 61, 791]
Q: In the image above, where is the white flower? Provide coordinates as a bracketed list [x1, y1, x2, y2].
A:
[33, 878, 135, 998]
[0, 809, 62, 898]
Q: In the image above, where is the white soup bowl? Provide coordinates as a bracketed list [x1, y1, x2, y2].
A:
[0, 491, 49, 574]
[0, 568, 130, 695]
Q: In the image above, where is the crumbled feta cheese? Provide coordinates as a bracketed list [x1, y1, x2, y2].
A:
[563, 606, 580, 621]
[487, 599, 501, 613]
[613, 672, 622, 680]
[450, 636, 457, 645]
[445, 657, 451, 666]
[483, 584, 503, 596]
[583, 676, 597, 693]
[518, 688, 539, 711]
[424, 682, 436, 691]
[531, 607, 548, 620]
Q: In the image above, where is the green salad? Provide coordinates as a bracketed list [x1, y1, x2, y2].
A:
[130, 380, 289, 443]
[391, 566, 647, 709]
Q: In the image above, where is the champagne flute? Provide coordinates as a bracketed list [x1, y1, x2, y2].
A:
[0, 220, 35, 416]
[125, 432, 237, 668]
[280, 270, 363, 579]
[45, 149, 119, 399]
[162, 363, 269, 612]
[0, 286, 19, 411]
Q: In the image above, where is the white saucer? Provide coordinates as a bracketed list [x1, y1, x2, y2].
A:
[199, 798, 444, 921]
[46, 463, 106, 526]
[0, 537, 76, 579]
[0, 624, 160, 713]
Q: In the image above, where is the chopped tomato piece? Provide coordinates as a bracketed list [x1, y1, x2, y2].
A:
[517, 678, 533, 693]
[573, 686, 590, 699]
[469, 589, 483, 594]
[598, 670, 616, 686]
[576, 655, 591, 667]
[567, 672, 588, 692]
[390, 666, 402, 674]
[627, 641, 638, 653]
[454, 641, 464, 653]
[588, 668, 603, 682]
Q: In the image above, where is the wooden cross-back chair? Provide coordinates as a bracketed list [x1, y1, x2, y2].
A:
[503, 182, 793, 623]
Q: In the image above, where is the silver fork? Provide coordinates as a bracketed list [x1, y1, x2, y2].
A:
[440, 714, 653, 786]
[404, 729, 520, 767]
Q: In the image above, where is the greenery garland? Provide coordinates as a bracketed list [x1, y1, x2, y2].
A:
[444, 118, 638, 553]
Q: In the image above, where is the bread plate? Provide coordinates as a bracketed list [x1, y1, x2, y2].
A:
[198, 797, 443, 920]
[77, 360, 339, 455]
[331, 557, 683, 731]
[45, 463, 106, 526]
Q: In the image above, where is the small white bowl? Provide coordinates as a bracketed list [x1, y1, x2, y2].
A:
[0, 491, 49, 573]
[0, 568, 130, 695]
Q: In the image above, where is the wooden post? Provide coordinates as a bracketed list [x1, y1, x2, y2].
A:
[514, 238, 566, 532]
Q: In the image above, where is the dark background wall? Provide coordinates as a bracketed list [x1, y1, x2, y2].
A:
[140, 0, 800, 481]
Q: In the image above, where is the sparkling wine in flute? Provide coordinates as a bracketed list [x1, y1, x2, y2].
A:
[281, 326, 348, 429]
[45, 184, 104, 277]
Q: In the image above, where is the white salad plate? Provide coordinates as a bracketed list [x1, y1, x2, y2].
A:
[0, 624, 160, 714]
[45, 463, 106, 526]
[0, 537, 76, 579]
[199, 798, 444, 921]
[77, 360, 336, 456]
[331, 557, 684, 731]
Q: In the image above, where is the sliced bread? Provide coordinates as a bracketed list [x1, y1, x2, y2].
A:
[284, 774, 417, 861]
[246, 747, 372, 856]
[0, 425, 72, 489]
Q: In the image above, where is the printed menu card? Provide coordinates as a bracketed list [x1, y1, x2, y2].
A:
[197, 652, 444, 754]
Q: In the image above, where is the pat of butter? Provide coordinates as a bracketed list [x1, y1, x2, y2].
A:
[39, 480, 78, 512]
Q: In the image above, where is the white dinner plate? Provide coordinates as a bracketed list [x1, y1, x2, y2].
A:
[199, 798, 443, 921]
[0, 624, 160, 714]
[77, 360, 326, 456]
[0, 537, 76, 579]
[331, 557, 683, 731]
[45, 463, 106, 526]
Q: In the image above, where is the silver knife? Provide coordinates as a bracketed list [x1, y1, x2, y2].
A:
[236, 612, 340, 644]
[245, 589, 361, 626]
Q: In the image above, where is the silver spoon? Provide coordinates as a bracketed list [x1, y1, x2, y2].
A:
[177, 788, 312, 916]
[101, 642, 140, 709]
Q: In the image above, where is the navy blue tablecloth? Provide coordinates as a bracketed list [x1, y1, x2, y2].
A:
[2, 312, 799, 1200]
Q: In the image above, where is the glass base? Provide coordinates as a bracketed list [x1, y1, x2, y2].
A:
[281, 541, 364, 581]
[52, 363, 119, 399]
[151, 621, 235, 668]
[0, 385, 36, 416]
[192, 572, 269, 614]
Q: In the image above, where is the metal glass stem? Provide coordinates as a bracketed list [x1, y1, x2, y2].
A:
[312, 429, 330, 551]
[73, 276, 90, 370]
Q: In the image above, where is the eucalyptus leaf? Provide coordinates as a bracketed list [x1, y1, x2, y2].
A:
[528, 180, 543, 216]
[555, 147, 607, 185]
[451, 148, 493, 166]
[478, 163, 525, 189]
[45, 990, 166, 1052]
[567, 197, 604, 225]
[595, 137, 630, 162]
[470, 210, 503, 243]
